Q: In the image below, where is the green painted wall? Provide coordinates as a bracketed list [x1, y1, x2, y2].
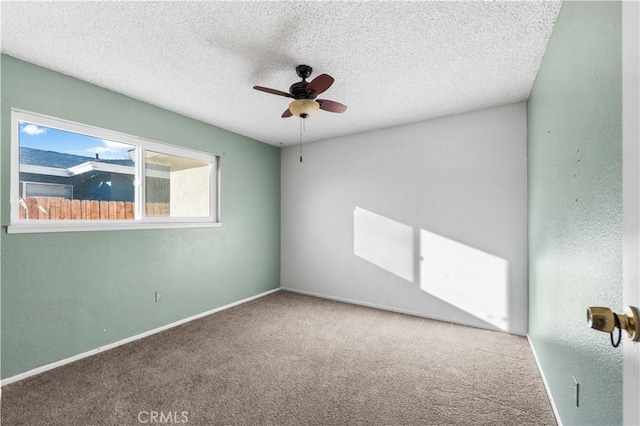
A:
[528, 2, 622, 425]
[0, 55, 281, 379]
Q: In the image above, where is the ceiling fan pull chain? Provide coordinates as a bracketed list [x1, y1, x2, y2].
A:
[299, 117, 303, 163]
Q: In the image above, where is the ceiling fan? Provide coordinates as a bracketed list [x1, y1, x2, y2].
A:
[253, 65, 347, 119]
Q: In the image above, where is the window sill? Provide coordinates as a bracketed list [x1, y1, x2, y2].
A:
[7, 221, 222, 234]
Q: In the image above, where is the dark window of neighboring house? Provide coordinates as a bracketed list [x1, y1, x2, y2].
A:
[20, 181, 73, 199]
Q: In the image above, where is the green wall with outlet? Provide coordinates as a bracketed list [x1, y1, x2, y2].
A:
[528, 1, 622, 425]
[0, 55, 281, 379]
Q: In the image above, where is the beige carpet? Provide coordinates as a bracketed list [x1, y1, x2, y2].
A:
[1, 291, 555, 425]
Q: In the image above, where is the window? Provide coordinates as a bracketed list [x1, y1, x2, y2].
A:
[9, 109, 219, 233]
[21, 182, 73, 199]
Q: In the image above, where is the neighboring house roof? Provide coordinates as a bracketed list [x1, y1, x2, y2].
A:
[20, 147, 133, 168]
[19, 147, 168, 178]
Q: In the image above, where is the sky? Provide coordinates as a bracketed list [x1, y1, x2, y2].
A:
[19, 121, 134, 160]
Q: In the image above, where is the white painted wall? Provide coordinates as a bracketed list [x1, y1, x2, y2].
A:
[622, 1, 640, 424]
[281, 103, 528, 335]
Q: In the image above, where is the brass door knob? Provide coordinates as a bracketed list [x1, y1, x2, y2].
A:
[587, 306, 640, 341]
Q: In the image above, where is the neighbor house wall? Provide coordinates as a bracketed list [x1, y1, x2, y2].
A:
[281, 103, 528, 335]
[0, 55, 281, 379]
[528, 2, 623, 425]
[170, 166, 210, 217]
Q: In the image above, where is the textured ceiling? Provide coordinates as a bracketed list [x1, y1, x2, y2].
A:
[1, 1, 561, 147]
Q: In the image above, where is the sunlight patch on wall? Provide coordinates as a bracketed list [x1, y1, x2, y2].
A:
[420, 230, 509, 331]
[354, 207, 413, 282]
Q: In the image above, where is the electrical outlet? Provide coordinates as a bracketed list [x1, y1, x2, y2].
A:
[155, 291, 163, 303]
[573, 376, 579, 407]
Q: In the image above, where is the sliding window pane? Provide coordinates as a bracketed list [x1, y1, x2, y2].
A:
[145, 151, 211, 218]
[17, 120, 136, 220]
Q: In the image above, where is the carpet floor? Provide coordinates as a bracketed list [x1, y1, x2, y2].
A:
[1, 291, 555, 425]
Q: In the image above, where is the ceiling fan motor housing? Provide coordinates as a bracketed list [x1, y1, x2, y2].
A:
[289, 81, 316, 99]
[290, 65, 317, 99]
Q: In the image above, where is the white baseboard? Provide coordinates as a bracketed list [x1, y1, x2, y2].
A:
[281, 287, 521, 335]
[527, 334, 563, 426]
[1, 287, 281, 386]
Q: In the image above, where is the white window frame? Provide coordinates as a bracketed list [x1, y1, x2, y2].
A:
[9, 108, 221, 234]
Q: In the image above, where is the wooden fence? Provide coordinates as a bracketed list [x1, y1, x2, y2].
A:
[19, 197, 169, 220]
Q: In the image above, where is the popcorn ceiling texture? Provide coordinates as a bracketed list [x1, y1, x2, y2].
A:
[1, 1, 561, 146]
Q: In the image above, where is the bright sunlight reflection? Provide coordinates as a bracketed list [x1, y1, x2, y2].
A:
[420, 230, 509, 331]
[354, 207, 413, 282]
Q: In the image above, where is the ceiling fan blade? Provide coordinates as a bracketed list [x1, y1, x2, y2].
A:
[282, 109, 293, 118]
[253, 86, 293, 98]
[317, 99, 347, 113]
[306, 74, 334, 96]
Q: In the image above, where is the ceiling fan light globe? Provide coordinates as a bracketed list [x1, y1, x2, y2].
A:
[289, 99, 319, 118]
